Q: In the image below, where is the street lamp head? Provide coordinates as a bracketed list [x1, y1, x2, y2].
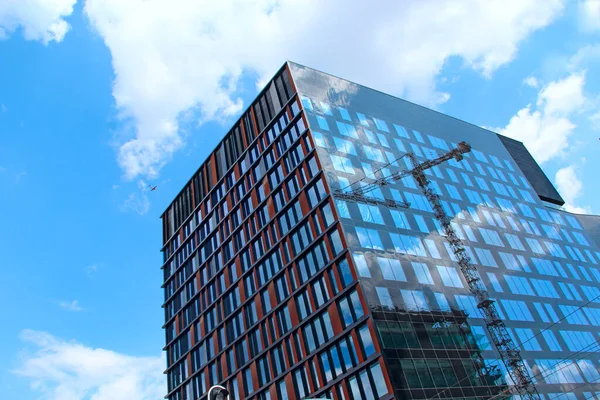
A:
[208, 385, 229, 400]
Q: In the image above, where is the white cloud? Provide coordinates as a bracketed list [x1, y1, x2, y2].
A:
[578, 0, 600, 32]
[58, 300, 84, 312]
[569, 44, 600, 70]
[537, 72, 586, 115]
[14, 330, 164, 400]
[83, 0, 566, 181]
[121, 180, 151, 215]
[0, 0, 76, 44]
[122, 193, 150, 215]
[523, 76, 539, 88]
[496, 71, 586, 164]
[555, 165, 590, 213]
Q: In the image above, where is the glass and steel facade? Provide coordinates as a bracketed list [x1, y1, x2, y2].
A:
[292, 62, 600, 400]
[162, 62, 600, 400]
[161, 64, 391, 400]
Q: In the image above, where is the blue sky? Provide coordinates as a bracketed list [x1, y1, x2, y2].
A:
[0, 0, 599, 399]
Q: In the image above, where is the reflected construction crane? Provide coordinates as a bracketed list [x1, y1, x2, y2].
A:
[332, 141, 540, 399]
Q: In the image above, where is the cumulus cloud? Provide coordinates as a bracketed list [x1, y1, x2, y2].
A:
[578, 0, 600, 32]
[523, 76, 540, 88]
[555, 165, 590, 213]
[14, 330, 165, 400]
[83, 0, 566, 181]
[0, 0, 76, 44]
[537, 72, 586, 116]
[58, 300, 84, 312]
[495, 71, 586, 164]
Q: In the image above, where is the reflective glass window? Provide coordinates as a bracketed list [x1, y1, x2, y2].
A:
[334, 137, 356, 155]
[400, 289, 429, 311]
[338, 107, 351, 121]
[487, 272, 503, 292]
[376, 287, 394, 308]
[412, 262, 434, 285]
[437, 266, 463, 288]
[515, 328, 541, 351]
[352, 254, 371, 278]
[316, 115, 329, 131]
[542, 331, 562, 351]
[330, 154, 355, 174]
[336, 121, 358, 139]
[355, 227, 383, 250]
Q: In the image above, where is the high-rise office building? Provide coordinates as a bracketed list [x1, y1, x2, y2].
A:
[161, 62, 600, 400]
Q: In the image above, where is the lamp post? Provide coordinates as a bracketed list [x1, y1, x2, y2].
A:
[208, 385, 229, 400]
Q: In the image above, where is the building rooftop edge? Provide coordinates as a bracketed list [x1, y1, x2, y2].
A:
[159, 61, 292, 219]
[285, 61, 523, 145]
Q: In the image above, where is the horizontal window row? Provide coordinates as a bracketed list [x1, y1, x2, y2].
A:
[373, 286, 600, 330]
[345, 218, 600, 286]
[536, 358, 600, 385]
[354, 254, 600, 311]
[334, 195, 597, 268]
[376, 318, 483, 352]
[389, 357, 503, 393]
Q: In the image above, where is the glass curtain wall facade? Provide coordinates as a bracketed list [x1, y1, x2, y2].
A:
[290, 62, 600, 400]
[162, 62, 600, 400]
